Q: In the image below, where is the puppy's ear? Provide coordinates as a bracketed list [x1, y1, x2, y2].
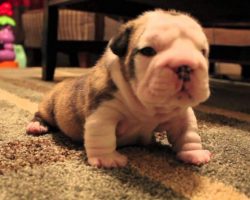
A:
[109, 26, 133, 57]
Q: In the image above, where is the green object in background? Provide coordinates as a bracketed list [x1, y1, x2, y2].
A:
[0, 16, 16, 26]
[14, 45, 27, 68]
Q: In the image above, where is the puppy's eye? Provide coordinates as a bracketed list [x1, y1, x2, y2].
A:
[139, 47, 156, 56]
[201, 48, 207, 57]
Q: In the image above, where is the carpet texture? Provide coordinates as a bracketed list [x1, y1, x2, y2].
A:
[0, 67, 249, 200]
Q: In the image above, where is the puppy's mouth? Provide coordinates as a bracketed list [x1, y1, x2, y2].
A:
[177, 84, 193, 100]
[175, 65, 193, 100]
[139, 65, 206, 105]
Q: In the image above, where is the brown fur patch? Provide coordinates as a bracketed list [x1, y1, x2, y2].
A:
[127, 48, 139, 79]
[69, 76, 87, 125]
[86, 66, 117, 112]
[38, 89, 58, 128]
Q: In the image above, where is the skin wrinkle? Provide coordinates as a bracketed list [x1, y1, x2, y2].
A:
[119, 58, 129, 81]
[70, 77, 86, 125]
[47, 92, 57, 128]
[77, 78, 88, 118]
[70, 92, 83, 126]
[88, 75, 118, 111]
[128, 48, 139, 79]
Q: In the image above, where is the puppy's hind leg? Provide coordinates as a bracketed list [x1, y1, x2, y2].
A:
[27, 89, 59, 135]
[26, 112, 50, 135]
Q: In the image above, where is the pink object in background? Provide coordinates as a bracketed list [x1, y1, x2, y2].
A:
[0, 26, 15, 61]
[0, 49, 15, 61]
[0, 26, 15, 43]
[4, 43, 14, 50]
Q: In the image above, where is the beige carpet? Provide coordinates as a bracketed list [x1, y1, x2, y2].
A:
[0, 67, 249, 200]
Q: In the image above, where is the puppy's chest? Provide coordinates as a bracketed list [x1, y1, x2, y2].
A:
[116, 115, 159, 146]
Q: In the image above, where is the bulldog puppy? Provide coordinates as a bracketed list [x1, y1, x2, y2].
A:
[27, 9, 211, 168]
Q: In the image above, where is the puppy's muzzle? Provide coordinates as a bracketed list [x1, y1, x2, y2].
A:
[175, 65, 193, 82]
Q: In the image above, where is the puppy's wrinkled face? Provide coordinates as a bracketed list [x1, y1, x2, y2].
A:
[110, 10, 210, 109]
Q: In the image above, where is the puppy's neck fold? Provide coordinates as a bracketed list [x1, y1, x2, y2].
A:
[107, 56, 149, 115]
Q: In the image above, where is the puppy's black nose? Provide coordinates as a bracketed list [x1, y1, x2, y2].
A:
[175, 65, 193, 81]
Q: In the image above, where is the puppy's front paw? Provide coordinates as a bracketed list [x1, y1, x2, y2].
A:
[88, 151, 128, 168]
[177, 149, 211, 165]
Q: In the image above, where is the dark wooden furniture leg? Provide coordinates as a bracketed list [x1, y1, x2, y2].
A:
[69, 52, 80, 66]
[209, 62, 216, 75]
[241, 65, 250, 79]
[42, 2, 58, 81]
